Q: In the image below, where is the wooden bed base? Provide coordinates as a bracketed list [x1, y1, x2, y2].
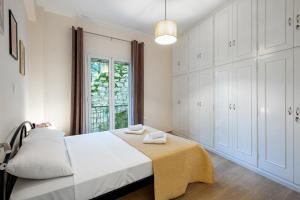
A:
[0, 122, 154, 200]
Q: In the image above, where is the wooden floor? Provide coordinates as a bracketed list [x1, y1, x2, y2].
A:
[119, 152, 300, 200]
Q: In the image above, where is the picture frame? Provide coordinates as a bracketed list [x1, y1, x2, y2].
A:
[19, 40, 25, 76]
[0, 0, 4, 34]
[9, 9, 18, 60]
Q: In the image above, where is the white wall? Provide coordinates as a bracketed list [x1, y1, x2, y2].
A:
[28, 8, 172, 134]
[0, 0, 29, 142]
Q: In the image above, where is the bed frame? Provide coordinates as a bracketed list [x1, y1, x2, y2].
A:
[0, 121, 154, 200]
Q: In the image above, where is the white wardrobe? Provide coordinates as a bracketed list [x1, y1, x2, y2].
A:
[172, 16, 214, 147]
[172, 0, 300, 192]
[215, 59, 257, 166]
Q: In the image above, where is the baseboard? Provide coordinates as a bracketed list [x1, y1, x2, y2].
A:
[202, 144, 300, 193]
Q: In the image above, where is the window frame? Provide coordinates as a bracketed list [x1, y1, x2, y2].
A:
[86, 55, 131, 133]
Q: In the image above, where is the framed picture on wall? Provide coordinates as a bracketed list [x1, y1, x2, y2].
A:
[9, 9, 18, 60]
[19, 40, 25, 76]
[0, 0, 4, 34]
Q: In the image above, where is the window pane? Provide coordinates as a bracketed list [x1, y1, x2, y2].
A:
[114, 61, 130, 129]
[90, 58, 110, 132]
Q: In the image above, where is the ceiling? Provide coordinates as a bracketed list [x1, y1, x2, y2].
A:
[35, 0, 227, 34]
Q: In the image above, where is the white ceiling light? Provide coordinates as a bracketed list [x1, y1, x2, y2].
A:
[155, 0, 177, 45]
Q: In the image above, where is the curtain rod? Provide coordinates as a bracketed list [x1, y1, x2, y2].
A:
[83, 30, 131, 43]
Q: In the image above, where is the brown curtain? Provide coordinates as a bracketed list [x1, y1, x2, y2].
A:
[131, 40, 144, 125]
[71, 27, 84, 135]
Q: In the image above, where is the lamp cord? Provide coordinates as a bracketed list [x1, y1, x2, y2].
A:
[165, 0, 167, 20]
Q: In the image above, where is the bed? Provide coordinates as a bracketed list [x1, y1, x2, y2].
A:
[0, 122, 214, 200]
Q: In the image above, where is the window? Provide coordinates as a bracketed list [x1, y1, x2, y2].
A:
[87, 56, 131, 132]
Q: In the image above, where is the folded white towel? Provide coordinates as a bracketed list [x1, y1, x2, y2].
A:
[128, 124, 143, 131]
[143, 133, 167, 144]
[149, 131, 165, 139]
[124, 127, 145, 135]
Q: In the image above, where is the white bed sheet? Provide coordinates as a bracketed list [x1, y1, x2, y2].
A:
[10, 131, 153, 200]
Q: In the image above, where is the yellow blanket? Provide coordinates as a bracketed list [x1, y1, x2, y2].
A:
[113, 127, 214, 200]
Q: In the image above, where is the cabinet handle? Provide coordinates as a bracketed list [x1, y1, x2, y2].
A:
[232, 40, 236, 46]
[177, 61, 181, 66]
[229, 41, 232, 47]
[229, 104, 232, 110]
[288, 17, 292, 26]
[233, 104, 236, 111]
[197, 102, 202, 107]
[296, 14, 300, 30]
[288, 106, 293, 115]
[295, 107, 300, 122]
[177, 100, 181, 105]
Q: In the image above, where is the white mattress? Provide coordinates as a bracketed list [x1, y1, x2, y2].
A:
[10, 131, 153, 200]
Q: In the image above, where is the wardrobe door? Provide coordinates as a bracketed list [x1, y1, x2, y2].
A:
[258, 49, 293, 181]
[188, 72, 200, 140]
[232, 0, 257, 61]
[199, 17, 213, 70]
[294, 47, 300, 186]
[189, 27, 199, 72]
[172, 42, 180, 75]
[258, 0, 293, 55]
[232, 59, 257, 166]
[180, 35, 189, 74]
[214, 5, 233, 66]
[178, 75, 189, 135]
[199, 69, 214, 147]
[172, 77, 180, 132]
[215, 64, 233, 154]
[294, 0, 300, 47]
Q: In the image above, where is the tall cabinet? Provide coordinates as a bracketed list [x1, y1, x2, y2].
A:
[215, 59, 257, 165]
[215, 64, 232, 155]
[188, 69, 214, 147]
[258, 49, 294, 181]
[172, 75, 189, 135]
[294, 47, 300, 186]
[189, 17, 213, 71]
[172, 35, 189, 75]
[215, 0, 257, 66]
[214, 5, 233, 65]
[258, 0, 294, 55]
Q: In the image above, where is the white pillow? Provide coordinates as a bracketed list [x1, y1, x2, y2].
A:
[29, 128, 65, 137]
[6, 129, 73, 179]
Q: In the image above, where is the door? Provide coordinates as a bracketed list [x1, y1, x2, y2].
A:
[294, 47, 300, 185]
[215, 64, 233, 154]
[179, 35, 189, 74]
[294, 0, 300, 47]
[198, 69, 214, 147]
[87, 57, 131, 132]
[189, 26, 199, 72]
[258, 49, 293, 181]
[172, 76, 180, 132]
[179, 75, 189, 135]
[172, 42, 181, 75]
[173, 36, 189, 75]
[258, 0, 293, 55]
[232, 59, 257, 166]
[199, 17, 214, 70]
[215, 5, 233, 66]
[173, 75, 188, 135]
[232, 0, 257, 61]
[188, 72, 200, 140]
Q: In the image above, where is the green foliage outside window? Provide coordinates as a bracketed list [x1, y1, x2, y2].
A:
[90, 58, 129, 132]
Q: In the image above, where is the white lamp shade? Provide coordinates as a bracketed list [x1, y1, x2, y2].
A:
[155, 20, 177, 45]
